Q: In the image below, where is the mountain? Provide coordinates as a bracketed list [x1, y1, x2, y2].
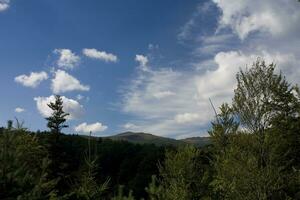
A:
[103, 132, 210, 147]
[180, 137, 211, 147]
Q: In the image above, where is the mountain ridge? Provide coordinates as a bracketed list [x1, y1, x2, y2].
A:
[102, 132, 210, 147]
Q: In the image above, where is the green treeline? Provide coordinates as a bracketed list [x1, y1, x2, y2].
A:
[0, 59, 299, 199]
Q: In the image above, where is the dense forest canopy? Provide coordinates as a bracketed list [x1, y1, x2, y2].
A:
[0, 59, 299, 199]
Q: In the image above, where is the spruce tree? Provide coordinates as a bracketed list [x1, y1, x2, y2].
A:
[46, 95, 69, 141]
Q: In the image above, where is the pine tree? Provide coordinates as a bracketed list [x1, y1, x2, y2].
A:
[46, 95, 69, 141]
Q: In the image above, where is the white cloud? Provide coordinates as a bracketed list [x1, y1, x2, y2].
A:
[15, 107, 25, 113]
[51, 70, 90, 94]
[212, 0, 300, 40]
[195, 33, 236, 55]
[15, 71, 48, 88]
[0, 0, 9, 12]
[123, 0, 300, 138]
[175, 113, 201, 124]
[122, 52, 300, 138]
[135, 55, 149, 71]
[121, 65, 212, 137]
[34, 95, 84, 120]
[82, 48, 118, 63]
[75, 122, 107, 133]
[54, 49, 80, 69]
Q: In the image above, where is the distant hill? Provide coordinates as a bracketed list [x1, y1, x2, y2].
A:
[180, 137, 211, 147]
[103, 132, 210, 147]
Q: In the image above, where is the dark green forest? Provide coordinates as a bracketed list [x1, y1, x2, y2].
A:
[1, 60, 300, 199]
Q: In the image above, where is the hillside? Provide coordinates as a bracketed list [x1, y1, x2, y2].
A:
[104, 132, 210, 147]
[180, 137, 211, 147]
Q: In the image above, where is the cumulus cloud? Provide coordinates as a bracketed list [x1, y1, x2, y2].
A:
[0, 0, 9, 12]
[15, 71, 48, 88]
[51, 70, 90, 94]
[135, 55, 149, 71]
[83, 48, 118, 63]
[54, 49, 80, 69]
[213, 0, 300, 40]
[15, 107, 25, 113]
[34, 95, 84, 119]
[75, 122, 107, 133]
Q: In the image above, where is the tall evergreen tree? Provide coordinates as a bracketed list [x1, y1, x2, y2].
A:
[46, 95, 69, 141]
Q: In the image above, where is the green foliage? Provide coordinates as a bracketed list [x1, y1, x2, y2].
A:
[233, 59, 295, 134]
[145, 175, 164, 200]
[210, 59, 300, 199]
[157, 145, 208, 200]
[46, 95, 70, 138]
[0, 130, 57, 199]
[111, 186, 135, 200]
[1, 58, 300, 200]
[73, 155, 110, 200]
[209, 103, 238, 154]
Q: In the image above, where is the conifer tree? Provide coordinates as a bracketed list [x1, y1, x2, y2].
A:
[46, 95, 69, 141]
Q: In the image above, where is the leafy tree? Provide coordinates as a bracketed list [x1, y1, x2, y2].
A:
[233, 59, 299, 171]
[233, 60, 296, 133]
[46, 95, 69, 141]
[210, 59, 300, 199]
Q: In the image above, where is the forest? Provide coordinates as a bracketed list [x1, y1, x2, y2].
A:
[1, 60, 300, 199]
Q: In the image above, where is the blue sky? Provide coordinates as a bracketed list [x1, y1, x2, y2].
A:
[1, 0, 300, 138]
